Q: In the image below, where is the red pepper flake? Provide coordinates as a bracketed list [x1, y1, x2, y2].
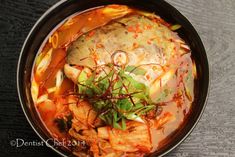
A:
[127, 26, 135, 32]
[74, 65, 83, 70]
[147, 25, 152, 29]
[135, 24, 143, 33]
[88, 30, 95, 37]
[146, 74, 150, 80]
[96, 43, 104, 48]
[127, 24, 143, 39]
[133, 42, 139, 49]
[133, 34, 138, 39]
[152, 19, 157, 23]
[152, 18, 170, 27]
[144, 24, 152, 30]
[147, 39, 152, 45]
[173, 92, 183, 108]
[160, 19, 171, 27]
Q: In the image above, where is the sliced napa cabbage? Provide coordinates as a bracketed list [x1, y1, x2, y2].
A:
[183, 65, 194, 102]
[149, 69, 177, 103]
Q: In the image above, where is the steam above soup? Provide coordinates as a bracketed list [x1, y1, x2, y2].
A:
[31, 5, 196, 157]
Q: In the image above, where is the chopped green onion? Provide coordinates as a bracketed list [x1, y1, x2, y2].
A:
[75, 63, 156, 130]
[125, 65, 147, 75]
[170, 24, 181, 31]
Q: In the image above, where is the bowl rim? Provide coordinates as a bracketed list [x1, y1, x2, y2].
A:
[17, 1, 70, 156]
[17, 0, 210, 156]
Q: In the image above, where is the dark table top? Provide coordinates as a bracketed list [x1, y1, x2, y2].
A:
[0, 0, 234, 156]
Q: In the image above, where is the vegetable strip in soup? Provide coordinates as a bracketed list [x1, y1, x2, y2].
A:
[31, 5, 196, 157]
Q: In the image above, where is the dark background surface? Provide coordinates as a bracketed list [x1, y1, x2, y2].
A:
[0, 0, 234, 157]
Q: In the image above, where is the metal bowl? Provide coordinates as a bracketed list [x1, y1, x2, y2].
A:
[17, 0, 209, 156]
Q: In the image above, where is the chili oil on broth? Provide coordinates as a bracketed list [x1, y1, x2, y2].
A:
[30, 4, 196, 157]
